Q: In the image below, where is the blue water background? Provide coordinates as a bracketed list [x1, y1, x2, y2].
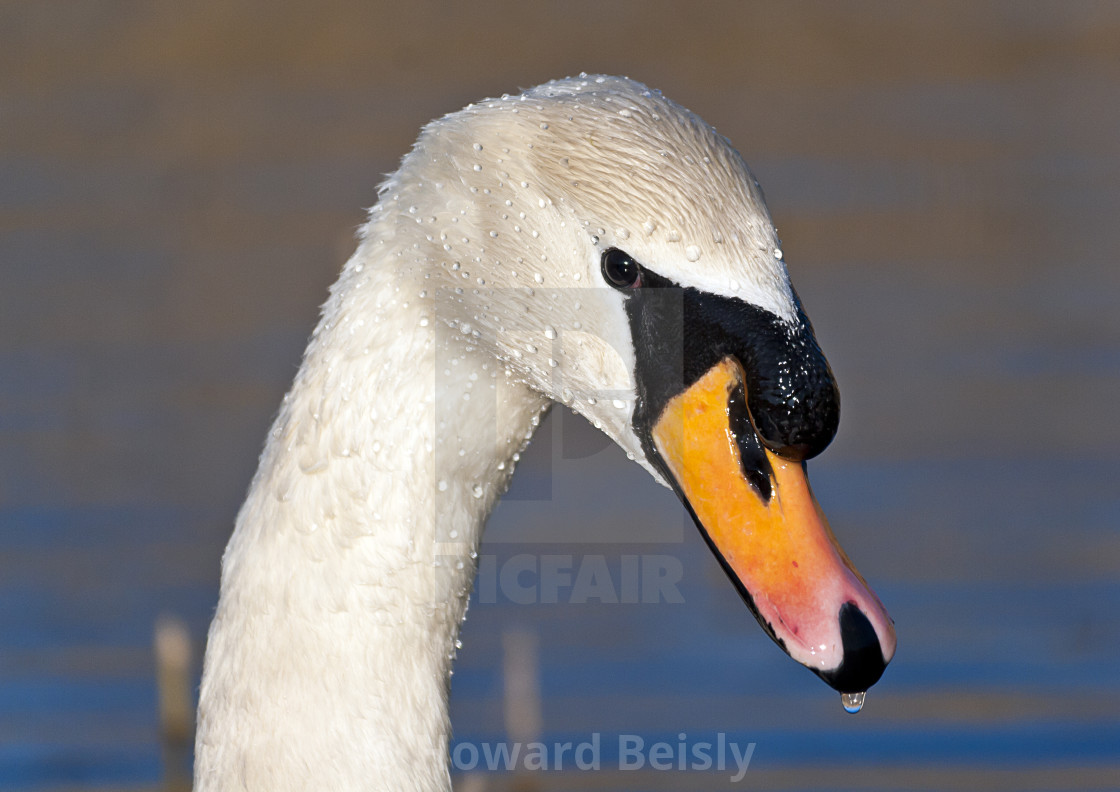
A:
[2, 2, 1118, 789]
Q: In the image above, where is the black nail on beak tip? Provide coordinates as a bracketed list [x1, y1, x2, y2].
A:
[815, 602, 888, 694]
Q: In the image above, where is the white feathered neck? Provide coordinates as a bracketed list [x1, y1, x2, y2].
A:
[195, 75, 794, 792]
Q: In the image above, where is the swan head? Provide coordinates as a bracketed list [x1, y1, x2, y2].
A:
[368, 75, 895, 696]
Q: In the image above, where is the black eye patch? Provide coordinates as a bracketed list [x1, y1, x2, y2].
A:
[623, 264, 840, 467]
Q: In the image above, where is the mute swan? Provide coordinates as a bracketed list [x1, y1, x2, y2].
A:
[196, 75, 896, 791]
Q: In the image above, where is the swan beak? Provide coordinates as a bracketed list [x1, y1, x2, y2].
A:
[650, 357, 896, 693]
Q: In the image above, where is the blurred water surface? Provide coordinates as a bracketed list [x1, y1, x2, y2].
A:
[2, 2, 1119, 790]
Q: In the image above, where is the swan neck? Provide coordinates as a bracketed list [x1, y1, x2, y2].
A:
[195, 244, 547, 792]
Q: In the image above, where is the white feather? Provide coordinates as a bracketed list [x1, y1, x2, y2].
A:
[195, 75, 797, 792]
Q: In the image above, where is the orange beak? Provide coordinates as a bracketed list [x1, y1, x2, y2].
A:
[651, 357, 896, 694]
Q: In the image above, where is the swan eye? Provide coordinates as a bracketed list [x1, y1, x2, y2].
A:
[601, 248, 643, 289]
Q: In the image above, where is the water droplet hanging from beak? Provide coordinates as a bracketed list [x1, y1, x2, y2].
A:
[841, 691, 866, 714]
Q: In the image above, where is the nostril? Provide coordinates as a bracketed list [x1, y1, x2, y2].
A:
[726, 382, 773, 501]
